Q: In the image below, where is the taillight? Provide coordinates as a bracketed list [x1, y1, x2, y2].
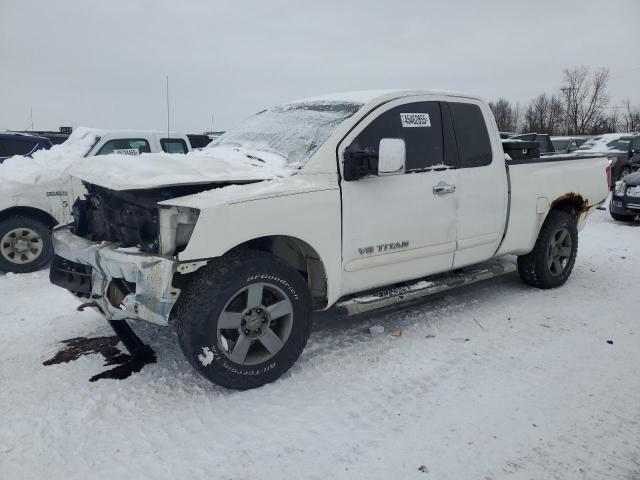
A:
[606, 160, 613, 189]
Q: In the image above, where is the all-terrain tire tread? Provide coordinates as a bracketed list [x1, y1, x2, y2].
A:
[175, 250, 312, 390]
[517, 210, 578, 289]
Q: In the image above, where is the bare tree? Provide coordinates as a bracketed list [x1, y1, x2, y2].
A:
[522, 93, 565, 134]
[590, 110, 620, 134]
[489, 98, 521, 132]
[560, 66, 610, 134]
[621, 99, 640, 132]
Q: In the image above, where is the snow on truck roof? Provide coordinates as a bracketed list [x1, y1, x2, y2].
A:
[286, 89, 481, 106]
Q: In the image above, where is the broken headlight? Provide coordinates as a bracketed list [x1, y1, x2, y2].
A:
[158, 206, 200, 256]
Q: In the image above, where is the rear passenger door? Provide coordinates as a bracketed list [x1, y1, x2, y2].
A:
[340, 96, 459, 295]
[446, 98, 508, 268]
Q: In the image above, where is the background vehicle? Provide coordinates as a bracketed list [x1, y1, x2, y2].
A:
[14, 129, 72, 145]
[0, 129, 192, 273]
[510, 133, 556, 155]
[610, 170, 640, 222]
[550, 136, 588, 154]
[49, 90, 610, 390]
[85, 130, 192, 156]
[577, 133, 640, 183]
[0, 132, 52, 162]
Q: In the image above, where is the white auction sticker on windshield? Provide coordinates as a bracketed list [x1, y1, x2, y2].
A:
[400, 113, 431, 127]
[113, 148, 140, 155]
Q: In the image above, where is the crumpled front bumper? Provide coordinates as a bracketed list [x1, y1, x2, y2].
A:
[51, 227, 180, 325]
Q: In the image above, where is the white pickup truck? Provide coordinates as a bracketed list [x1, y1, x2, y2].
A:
[49, 90, 610, 390]
[0, 130, 191, 273]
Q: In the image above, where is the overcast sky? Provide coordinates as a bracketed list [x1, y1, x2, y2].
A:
[1, 0, 638, 133]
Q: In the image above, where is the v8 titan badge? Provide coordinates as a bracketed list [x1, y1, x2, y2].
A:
[400, 113, 431, 127]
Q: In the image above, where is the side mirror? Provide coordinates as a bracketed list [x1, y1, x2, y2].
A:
[343, 146, 377, 181]
[378, 138, 406, 175]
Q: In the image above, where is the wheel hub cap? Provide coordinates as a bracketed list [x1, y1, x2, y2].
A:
[1, 228, 44, 265]
[14, 238, 31, 253]
[242, 307, 270, 338]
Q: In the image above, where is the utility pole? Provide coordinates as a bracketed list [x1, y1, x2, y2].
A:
[560, 87, 571, 136]
[30, 107, 34, 131]
[165, 75, 170, 138]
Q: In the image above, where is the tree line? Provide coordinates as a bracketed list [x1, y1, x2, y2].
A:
[489, 66, 640, 136]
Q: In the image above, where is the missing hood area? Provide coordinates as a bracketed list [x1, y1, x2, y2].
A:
[72, 180, 256, 254]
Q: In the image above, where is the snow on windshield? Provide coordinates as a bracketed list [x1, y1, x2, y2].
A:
[209, 101, 363, 165]
[577, 134, 631, 153]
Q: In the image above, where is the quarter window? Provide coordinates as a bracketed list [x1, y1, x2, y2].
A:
[160, 138, 188, 154]
[351, 101, 445, 171]
[448, 102, 493, 168]
[96, 139, 151, 155]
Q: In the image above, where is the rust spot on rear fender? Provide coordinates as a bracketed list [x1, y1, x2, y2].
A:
[550, 192, 590, 221]
[551, 192, 589, 211]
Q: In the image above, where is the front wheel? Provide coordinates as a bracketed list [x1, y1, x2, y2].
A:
[0, 216, 53, 273]
[176, 250, 312, 390]
[517, 210, 578, 289]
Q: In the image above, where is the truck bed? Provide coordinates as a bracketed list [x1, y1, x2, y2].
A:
[497, 153, 610, 257]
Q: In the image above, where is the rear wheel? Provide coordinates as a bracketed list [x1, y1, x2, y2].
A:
[176, 250, 312, 390]
[0, 216, 53, 273]
[517, 210, 578, 289]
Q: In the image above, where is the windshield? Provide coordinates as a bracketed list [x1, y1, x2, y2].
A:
[552, 139, 569, 151]
[209, 101, 363, 165]
[609, 139, 630, 151]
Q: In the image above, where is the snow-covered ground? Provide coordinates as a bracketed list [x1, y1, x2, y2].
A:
[1, 209, 639, 480]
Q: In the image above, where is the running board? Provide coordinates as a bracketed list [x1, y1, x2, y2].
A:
[335, 257, 517, 316]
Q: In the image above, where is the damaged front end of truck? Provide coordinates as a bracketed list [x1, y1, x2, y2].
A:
[49, 182, 237, 326]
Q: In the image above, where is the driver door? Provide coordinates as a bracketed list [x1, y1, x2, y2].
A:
[339, 96, 459, 295]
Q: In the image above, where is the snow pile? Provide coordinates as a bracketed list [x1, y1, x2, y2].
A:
[0, 127, 102, 189]
[70, 144, 292, 191]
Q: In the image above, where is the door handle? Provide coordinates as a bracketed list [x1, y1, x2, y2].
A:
[433, 184, 456, 195]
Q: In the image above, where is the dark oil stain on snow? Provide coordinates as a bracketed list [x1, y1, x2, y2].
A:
[43, 336, 156, 382]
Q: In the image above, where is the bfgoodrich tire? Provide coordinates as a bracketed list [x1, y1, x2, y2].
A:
[176, 250, 312, 390]
[0, 216, 53, 273]
[517, 210, 578, 289]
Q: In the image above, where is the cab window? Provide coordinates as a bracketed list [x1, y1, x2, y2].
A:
[351, 101, 445, 171]
[96, 139, 151, 155]
[448, 102, 492, 168]
[160, 138, 188, 154]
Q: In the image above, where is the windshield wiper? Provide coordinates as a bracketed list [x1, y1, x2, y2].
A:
[245, 154, 266, 163]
